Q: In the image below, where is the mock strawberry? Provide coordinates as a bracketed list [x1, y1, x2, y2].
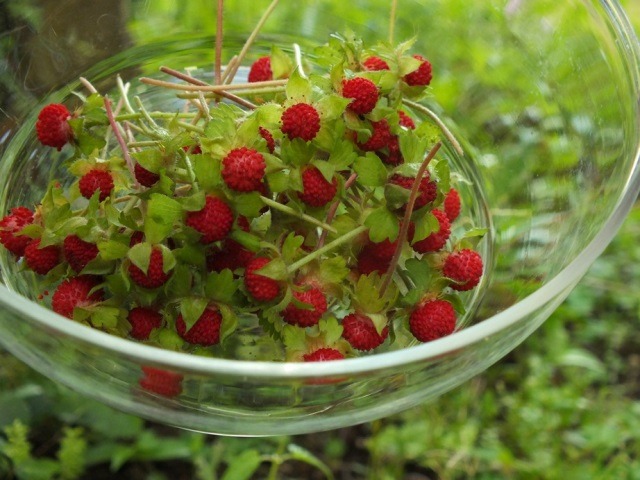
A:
[412, 209, 451, 253]
[244, 256, 281, 302]
[282, 285, 328, 327]
[176, 307, 222, 346]
[398, 110, 416, 129]
[281, 103, 321, 142]
[342, 77, 379, 115]
[356, 245, 390, 275]
[298, 166, 337, 208]
[134, 163, 160, 187]
[206, 239, 253, 272]
[358, 119, 392, 151]
[303, 347, 345, 362]
[182, 144, 202, 154]
[222, 147, 266, 192]
[51, 275, 103, 319]
[24, 239, 61, 274]
[128, 307, 163, 340]
[0, 207, 34, 257]
[444, 188, 461, 222]
[63, 234, 99, 272]
[443, 249, 483, 291]
[248, 56, 273, 83]
[36, 103, 73, 150]
[139, 366, 183, 397]
[185, 195, 233, 244]
[342, 313, 388, 351]
[404, 54, 433, 87]
[128, 246, 172, 289]
[259, 127, 276, 153]
[379, 136, 403, 166]
[389, 173, 437, 210]
[79, 169, 114, 201]
[409, 299, 456, 342]
[363, 56, 390, 71]
[129, 231, 144, 247]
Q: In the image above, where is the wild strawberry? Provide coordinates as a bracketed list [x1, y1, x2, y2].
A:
[398, 110, 416, 129]
[182, 144, 202, 154]
[139, 366, 183, 397]
[128, 307, 163, 340]
[248, 56, 273, 83]
[222, 147, 266, 192]
[342, 313, 388, 351]
[259, 127, 276, 153]
[134, 163, 160, 187]
[24, 239, 61, 274]
[363, 56, 390, 71]
[79, 169, 114, 201]
[412, 209, 451, 253]
[356, 246, 390, 275]
[63, 234, 99, 272]
[129, 231, 144, 247]
[51, 275, 103, 319]
[128, 246, 172, 289]
[389, 173, 437, 210]
[379, 136, 403, 166]
[404, 54, 433, 87]
[0, 207, 34, 257]
[298, 166, 337, 208]
[36, 103, 73, 150]
[282, 285, 327, 327]
[206, 239, 253, 272]
[444, 188, 461, 222]
[244, 257, 281, 302]
[303, 347, 345, 362]
[185, 195, 234, 244]
[358, 119, 392, 151]
[176, 307, 222, 346]
[409, 299, 456, 342]
[342, 77, 379, 115]
[281, 103, 321, 142]
[443, 249, 483, 291]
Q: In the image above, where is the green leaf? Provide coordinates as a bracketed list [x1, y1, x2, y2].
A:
[220, 449, 263, 480]
[285, 68, 313, 101]
[266, 170, 290, 193]
[270, 45, 293, 79]
[132, 149, 163, 173]
[218, 304, 238, 344]
[179, 190, 207, 212]
[230, 230, 261, 252]
[255, 257, 289, 281]
[319, 256, 349, 285]
[398, 55, 423, 76]
[179, 297, 209, 332]
[127, 242, 153, 273]
[315, 94, 350, 120]
[154, 328, 185, 351]
[412, 211, 439, 242]
[354, 153, 388, 187]
[98, 240, 130, 261]
[287, 444, 335, 480]
[205, 270, 238, 304]
[82, 93, 108, 125]
[280, 138, 316, 167]
[232, 192, 264, 218]
[57, 427, 87, 480]
[144, 193, 183, 244]
[327, 139, 358, 171]
[164, 264, 193, 298]
[399, 130, 429, 164]
[365, 207, 399, 243]
[318, 317, 343, 346]
[283, 325, 309, 353]
[282, 232, 305, 263]
[90, 307, 122, 330]
[311, 159, 336, 184]
[174, 243, 206, 267]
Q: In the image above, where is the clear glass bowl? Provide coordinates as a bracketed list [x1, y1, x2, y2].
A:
[0, 0, 638, 435]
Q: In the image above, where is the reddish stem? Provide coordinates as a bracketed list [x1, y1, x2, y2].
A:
[316, 172, 358, 250]
[104, 96, 139, 188]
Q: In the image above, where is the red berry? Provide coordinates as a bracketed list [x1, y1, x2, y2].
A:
[281, 103, 321, 142]
[0, 207, 34, 257]
[358, 119, 392, 151]
[182, 144, 202, 154]
[52, 275, 103, 319]
[128, 246, 172, 289]
[303, 348, 345, 362]
[412, 209, 451, 253]
[389, 173, 437, 210]
[129, 231, 144, 247]
[282, 286, 328, 327]
[176, 308, 222, 346]
[244, 257, 281, 302]
[443, 249, 483, 291]
[409, 299, 456, 342]
[206, 239, 253, 272]
[63, 234, 99, 272]
[342, 77, 379, 115]
[363, 56, 390, 71]
[79, 169, 114, 201]
[342, 313, 388, 351]
[24, 239, 61, 274]
[356, 246, 390, 275]
[134, 163, 160, 187]
[444, 188, 461, 222]
[248, 56, 273, 83]
[379, 136, 404, 166]
[222, 147, 266, 192]
[128, 307, 163, 340]
[298, 166, 337, 208]
[398, 110, 416, 129]
[36, 104, 73, 150]
[185, 195, 234, 244]
[366, 238, 397, 261]
[139, 366, 183, 397]
[259, 127, 276, 153]
[404, 54, 433, 87]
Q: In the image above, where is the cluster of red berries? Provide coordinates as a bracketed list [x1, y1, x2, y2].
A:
[0, 33, 486, 370]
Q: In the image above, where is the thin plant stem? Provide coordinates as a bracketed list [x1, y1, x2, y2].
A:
[379, 141, 442, 296]
[215, 0, 224, 85]
[177, 85, 285, 99]
[141, 77, 287, 92]
[259, 196, 337, 233]
[104, 96, 138, 187]
[316, 172, 358, 250]
[79, 77, 98, 94]
[389, 0, 399, 44]
[293, 43, 306, 78]
[402, 99, 464, 156]
[221, 55, 238, 83]
[223, 0, 281, 85]
[116, 76, 135, 114]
